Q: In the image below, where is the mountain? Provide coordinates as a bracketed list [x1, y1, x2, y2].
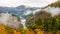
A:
[26, 0, 60, 25]
[50, 0, 60, 7]
[16, 5, 25, 9]
[0, 5, 41, 19]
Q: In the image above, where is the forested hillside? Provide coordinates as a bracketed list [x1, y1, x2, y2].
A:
[0, 0, 60, 34]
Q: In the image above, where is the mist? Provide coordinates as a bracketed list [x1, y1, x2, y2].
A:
[0, 12, 21, 28]
[44, 6, 60, 17]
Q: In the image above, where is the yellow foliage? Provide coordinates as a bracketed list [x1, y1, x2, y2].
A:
[35, 29, 44, 34]
[0, 25, 45, 34]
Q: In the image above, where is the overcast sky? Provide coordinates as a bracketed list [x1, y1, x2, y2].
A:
[0, 0, 57, 7]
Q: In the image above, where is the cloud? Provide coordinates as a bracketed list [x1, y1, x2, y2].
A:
[45, 7, 60, 17]
[24, 0, 57, 7]
[25, 10, 32, 15]
[0, 0, 57, 7]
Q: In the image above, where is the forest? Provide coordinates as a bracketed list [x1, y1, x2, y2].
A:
[0, 0, 60, 34]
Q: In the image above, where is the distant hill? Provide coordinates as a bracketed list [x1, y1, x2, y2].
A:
[0, 5, 41, 19]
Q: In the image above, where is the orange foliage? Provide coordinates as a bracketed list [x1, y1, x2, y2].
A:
[48, 32, 52, 34]
[0, 25, 5, 30]
[56, 32, 58, 34]
[0, 25, 45, 34]
[26, 30, 35, 34]
[13, 30, 21, 34]
[0, 25, 8, 34]
[17, 32, 21, 34]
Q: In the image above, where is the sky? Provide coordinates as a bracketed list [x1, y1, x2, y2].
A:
[0, 0, 57, 7]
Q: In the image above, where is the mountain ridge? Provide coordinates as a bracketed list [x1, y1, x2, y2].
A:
[0, 5, 41, 19]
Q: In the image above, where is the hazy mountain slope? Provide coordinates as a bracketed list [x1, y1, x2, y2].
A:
[26, 0, 60, 25]
[0, 5, 41, 19]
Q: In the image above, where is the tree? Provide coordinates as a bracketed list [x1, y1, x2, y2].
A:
[0, 25, 8, 34]
[27, 10, 51, 31]
[50, 1, 60, 7]
[4, 25, 13, 34]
